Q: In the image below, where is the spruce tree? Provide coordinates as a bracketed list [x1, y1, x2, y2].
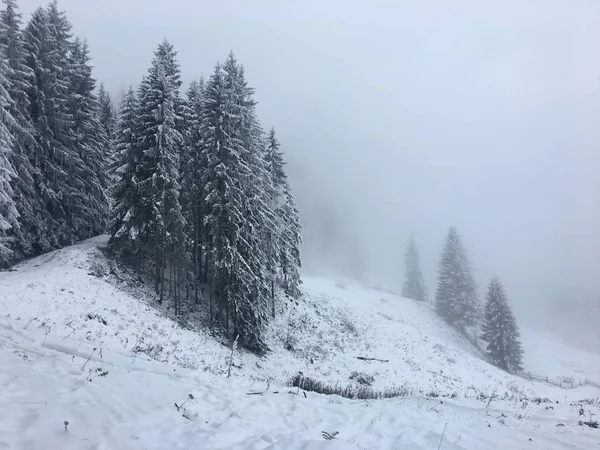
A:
[97, 83, 116, 143]
[24, 3, 82, 247]
[200, 54, 275, 353]
[109, 87, 145, 254]
[481, 276, 524, 371]
[67, 37, 109, 238]
[435, 227, 478, 333]
[0, 54, 18, 265]
[265, 128, 302, 300]
[97, 82, 116, 175]
[180, 78, 206, 293]
[0, 0, 47, 259]
[136, 39, 186, 305]
[402, 236, 427, 301]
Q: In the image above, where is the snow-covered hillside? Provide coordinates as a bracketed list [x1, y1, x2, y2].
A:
[1, 237, 598, 396]
[1, 238, 600, 448]
[1, 314, 599, 450]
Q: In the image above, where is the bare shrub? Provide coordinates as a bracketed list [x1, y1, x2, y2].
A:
[349, 371, 375, 386]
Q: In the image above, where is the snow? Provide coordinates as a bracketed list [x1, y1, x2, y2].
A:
[1, 237, 600, 448]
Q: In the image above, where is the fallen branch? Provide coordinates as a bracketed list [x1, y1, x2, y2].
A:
[356, 356, 389, 363]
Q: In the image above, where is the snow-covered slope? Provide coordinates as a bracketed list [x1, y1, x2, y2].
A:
[1, 238, 600, 448]
[1, 237, 599, 399]
[0, 295, 599, 449]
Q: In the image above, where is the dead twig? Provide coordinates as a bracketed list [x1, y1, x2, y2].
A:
[438, 423, 447, 450]
[356, 356, 389, 363]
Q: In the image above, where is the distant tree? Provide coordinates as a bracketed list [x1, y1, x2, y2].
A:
[402, 236, 427, 301]
[481, 276, 523, 371]
[435, 227, 478, 333]
[265, 128, 302, 301]
[97, 82, 116, 172]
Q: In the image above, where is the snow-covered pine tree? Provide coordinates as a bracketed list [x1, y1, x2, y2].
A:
[180, 78, 206, 294]
[24, 4, 75, 248]
[136, 39, 186, 305]
[0, 51, 19, 266]
[434, 227, 478, 333]
[109, 87, 146, 256]
[66, 37, 110, 238]
[97, 82, 116, 175]
[265, 128, 302, 301]
[402, 236, 427, 301]
[1, 0, 52, 259]
[200, 54, 274, 354]
[481, 276, 523, 371]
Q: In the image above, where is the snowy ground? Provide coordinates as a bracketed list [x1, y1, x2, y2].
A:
[1, 237, 600, 448]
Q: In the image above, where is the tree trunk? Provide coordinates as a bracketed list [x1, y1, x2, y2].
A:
[271, 279, 275, 319]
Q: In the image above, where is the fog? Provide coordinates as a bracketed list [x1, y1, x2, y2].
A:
[20, 0, 600, 344]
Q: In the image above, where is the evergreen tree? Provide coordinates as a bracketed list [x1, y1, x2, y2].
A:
[435, 227, 478, 333]
[481, 276, 523, 371]
[136, 39, 186, 305]
[402, 236, 427, 301]
[180, 78, 206, 294]
[23, 5, 72, 248]
[97, 82, 116, 174]
[67, 37, 109, 237]
[265, 128, 302, 300]
[97, 83, 115, 142]
[0, 53, 18, 265]
[0, 0, 46, 259]
[109, 87, 144, 254]
[200, 54, 275, 353]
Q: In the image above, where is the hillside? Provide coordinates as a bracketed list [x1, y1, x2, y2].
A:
[1, 238, 600, 448]
[1, 237, 598, 397]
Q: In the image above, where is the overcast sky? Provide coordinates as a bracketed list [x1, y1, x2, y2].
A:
[19, 0, 600, 333]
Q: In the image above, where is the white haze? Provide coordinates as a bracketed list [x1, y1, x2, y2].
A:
[19, 0, 600, 346]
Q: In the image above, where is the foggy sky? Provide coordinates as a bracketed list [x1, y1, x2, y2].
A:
[19, 0, 600, 333]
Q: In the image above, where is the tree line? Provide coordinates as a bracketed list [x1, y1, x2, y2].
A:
[0, 0, 302, 354]
[402, 228, 524, 372]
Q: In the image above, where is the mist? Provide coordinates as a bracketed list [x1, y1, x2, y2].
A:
[19, 0, 600, 345]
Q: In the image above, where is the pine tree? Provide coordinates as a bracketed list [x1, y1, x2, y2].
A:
[180, 78, 206, 295]
[402, 236, 427, 301]
[97, 82, 116, 174]
[200, 54, 276, 354]
[66, 37, 109, 238]
[481, 276, 524, 371]
[265, 128, 302, 300]
[0, 53, 18, 265]
[435, 227, 478, 333]
[97, 83, 115, 141]
[24, 4, 78, 247]
[109, 87, 145, 255]
[137, 39, 186, 306]
[0, 0, 47, 259]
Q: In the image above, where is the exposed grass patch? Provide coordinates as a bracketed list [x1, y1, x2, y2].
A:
[289, 374, 410, 400]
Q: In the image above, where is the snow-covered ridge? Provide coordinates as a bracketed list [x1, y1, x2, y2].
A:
[1, 237, 599, 399]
